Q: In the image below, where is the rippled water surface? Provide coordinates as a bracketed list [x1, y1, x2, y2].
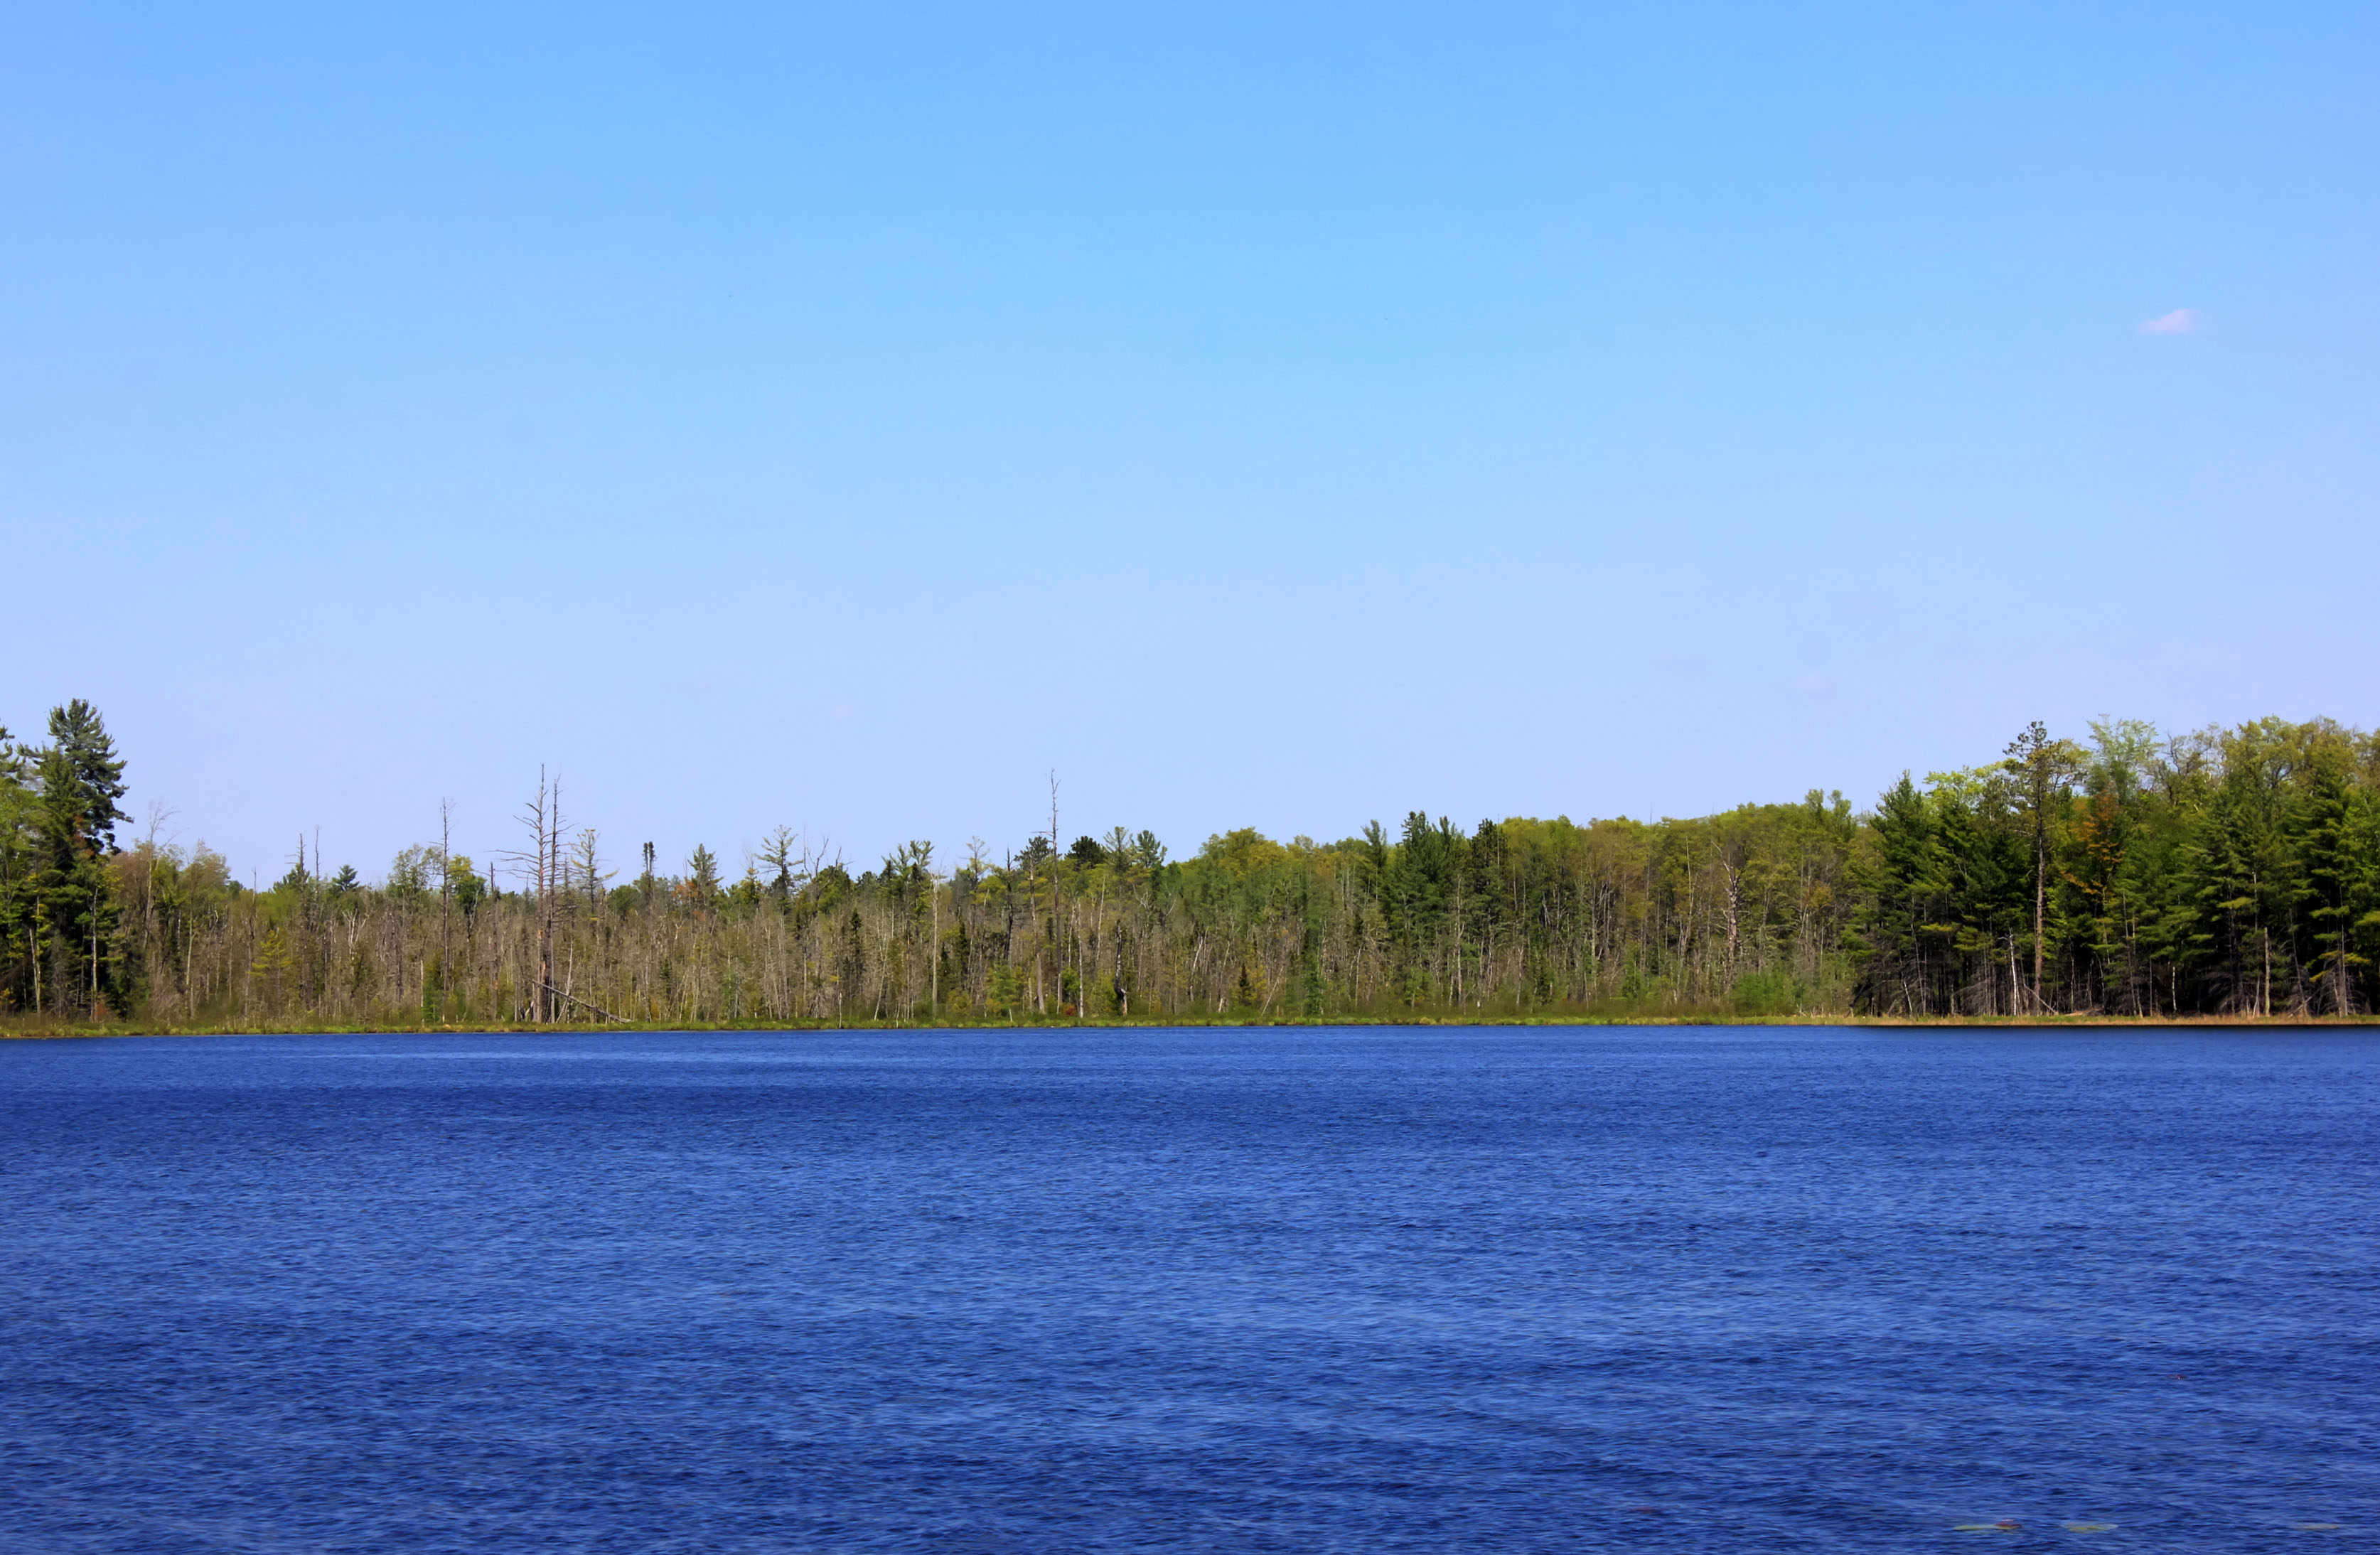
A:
[2, 1026, 2376, 1552]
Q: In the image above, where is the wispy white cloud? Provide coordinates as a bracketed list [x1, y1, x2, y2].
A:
[2139, 307, 2198, 335]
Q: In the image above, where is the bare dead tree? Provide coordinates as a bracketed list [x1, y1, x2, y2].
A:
[438, 797, 456, 1013]
[1048, 770, 1061, 1017]
[505, 770, 562, 1023]
[571, 828, 609, 904]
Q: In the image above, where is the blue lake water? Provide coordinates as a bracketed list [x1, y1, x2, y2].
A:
[1, 1026, 2375, 1552]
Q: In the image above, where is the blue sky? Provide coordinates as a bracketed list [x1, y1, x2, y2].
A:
[4, 2, 2374, 884]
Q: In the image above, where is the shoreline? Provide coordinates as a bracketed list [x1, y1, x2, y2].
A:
[7, 1013, 2376, 1040]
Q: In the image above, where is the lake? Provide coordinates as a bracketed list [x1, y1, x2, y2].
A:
[1, 1026, 2374, 1551]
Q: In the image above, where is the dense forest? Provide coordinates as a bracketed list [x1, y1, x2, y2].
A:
[3, 703, 2376, 1028]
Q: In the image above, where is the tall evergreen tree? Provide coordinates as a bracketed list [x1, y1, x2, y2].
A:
[45, 700, 129, 853]
[2295, 745, 2374, 1014]
[1850, 773, 1942, 1014]
[25, 701, 132, 1015]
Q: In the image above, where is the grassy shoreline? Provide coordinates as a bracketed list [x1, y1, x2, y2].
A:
[7, 1013, 2376, 1039]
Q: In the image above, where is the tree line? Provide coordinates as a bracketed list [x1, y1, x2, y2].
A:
[3, 704, 2374, 1027]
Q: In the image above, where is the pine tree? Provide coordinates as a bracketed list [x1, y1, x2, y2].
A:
[29, 702, 131, 1015]
[2295, 750, 2373, 1014]
[1850, 773, 1943, 1014]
